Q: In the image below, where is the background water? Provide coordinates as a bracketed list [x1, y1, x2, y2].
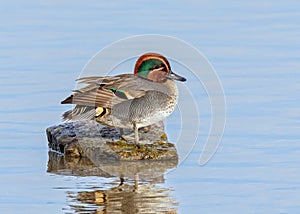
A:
[1, 0, 300, 213]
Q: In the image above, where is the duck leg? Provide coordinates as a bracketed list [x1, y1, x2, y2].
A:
[133, 123, 139, 144]
[119, 128, 135, 143]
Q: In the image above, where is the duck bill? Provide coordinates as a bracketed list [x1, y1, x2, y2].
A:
[168, 71, 186, 82]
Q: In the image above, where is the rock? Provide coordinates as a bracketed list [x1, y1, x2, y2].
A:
[46, 120, 178, 161]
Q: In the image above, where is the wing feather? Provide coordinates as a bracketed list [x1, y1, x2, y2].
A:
[61, 74, 147, 108]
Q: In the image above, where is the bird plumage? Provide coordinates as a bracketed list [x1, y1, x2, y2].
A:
[61, 53, 186, 143]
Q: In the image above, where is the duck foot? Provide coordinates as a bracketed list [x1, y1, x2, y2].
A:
[120, 134, 135, 143]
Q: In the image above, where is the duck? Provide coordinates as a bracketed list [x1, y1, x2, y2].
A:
[61, 53, 186, 144]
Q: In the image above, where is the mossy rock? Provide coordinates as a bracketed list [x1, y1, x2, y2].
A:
[46, 120, 178, 161]
[107, 140, 176, 160]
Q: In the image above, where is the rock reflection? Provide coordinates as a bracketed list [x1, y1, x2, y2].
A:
[66, 181, 178, 213]
[48, 151, 178, 213]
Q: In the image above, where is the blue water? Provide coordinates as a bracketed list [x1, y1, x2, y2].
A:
[1, 0, 300, 213]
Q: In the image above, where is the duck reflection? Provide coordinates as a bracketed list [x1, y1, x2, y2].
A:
[66, 180, 178, 214]
[48, 151, 178, 213]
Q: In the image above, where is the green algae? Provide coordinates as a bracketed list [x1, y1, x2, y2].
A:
[106, 140, 175, 160]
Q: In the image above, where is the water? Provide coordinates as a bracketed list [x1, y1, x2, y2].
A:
[1, 0, 300, 213]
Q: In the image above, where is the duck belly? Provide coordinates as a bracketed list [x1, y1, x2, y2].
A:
[96, 91, 177, 129]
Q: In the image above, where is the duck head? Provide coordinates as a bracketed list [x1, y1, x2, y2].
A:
[134, 53, 186, 83]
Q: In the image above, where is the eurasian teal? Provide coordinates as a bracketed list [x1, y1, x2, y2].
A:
[61, 53, 186, 144]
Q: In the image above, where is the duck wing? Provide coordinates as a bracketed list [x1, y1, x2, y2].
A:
[61, 74, 147, 108]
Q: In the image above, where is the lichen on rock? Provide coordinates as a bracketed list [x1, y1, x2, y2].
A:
[46, 120, 178, 161]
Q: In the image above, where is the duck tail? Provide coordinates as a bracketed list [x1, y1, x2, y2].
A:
[62, 105, 95, 121]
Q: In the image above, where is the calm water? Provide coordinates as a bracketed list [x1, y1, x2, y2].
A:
[1, 0, 300, 213]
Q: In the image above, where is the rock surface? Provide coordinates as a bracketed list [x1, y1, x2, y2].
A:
[46, 120, 178, 161]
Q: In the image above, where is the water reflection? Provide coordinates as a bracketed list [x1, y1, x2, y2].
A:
[48, 152, 178, 213]
[66, 181, 178, 213]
